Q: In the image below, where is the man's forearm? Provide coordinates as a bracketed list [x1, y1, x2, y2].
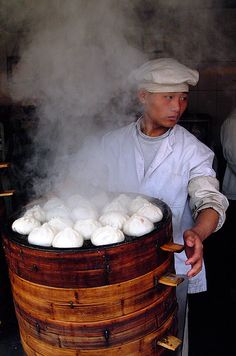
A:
[191, 208, 219, 242]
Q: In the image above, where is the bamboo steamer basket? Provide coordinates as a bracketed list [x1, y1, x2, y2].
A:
[2, 197, 182, 355]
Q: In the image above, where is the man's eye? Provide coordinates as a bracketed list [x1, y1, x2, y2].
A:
[165, 96, 173, 100]
[180, 96, 188, 101]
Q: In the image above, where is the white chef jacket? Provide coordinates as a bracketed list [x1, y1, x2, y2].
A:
[76, 120, 227, 293]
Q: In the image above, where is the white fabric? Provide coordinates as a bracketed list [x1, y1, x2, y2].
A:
[131, 58, 199, 93]
[139, 82, 190, 93]
[77, 121, 228, 293]
[220, 111, 236, 200]
[137, 123, 170, 173]
[188, 176, 228, 231]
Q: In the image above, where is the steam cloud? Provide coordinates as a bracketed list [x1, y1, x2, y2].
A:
[3, 0, 148, 198]
[0, 0, 233, 200]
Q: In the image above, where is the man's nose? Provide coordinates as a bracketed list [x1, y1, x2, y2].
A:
[171, 98, 181, 112]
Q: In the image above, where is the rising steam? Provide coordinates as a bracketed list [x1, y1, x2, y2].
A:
[0, 0, 233, 200]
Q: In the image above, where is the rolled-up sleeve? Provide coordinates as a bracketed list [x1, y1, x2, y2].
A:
[188, 176, 229, 231]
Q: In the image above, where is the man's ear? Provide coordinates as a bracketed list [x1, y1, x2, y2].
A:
[137, 90, 148, 104]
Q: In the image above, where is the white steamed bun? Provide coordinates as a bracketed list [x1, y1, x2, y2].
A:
[99, 211, 129, 230]
[24, 205, 46, 223]
[136, 202, 163, 223]
[12, 216, 41, 235]
[123, 214, 154, 237]
[74, 219, 102, 240]
[28, 223, 56, 247]
[48, 217, 74, 232]
[129, 196, 150, 214]
[91, 226, 125, 246]
[52, 227, 84, 248]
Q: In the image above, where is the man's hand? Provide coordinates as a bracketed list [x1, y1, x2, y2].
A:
[183, 207, 219, 278]
[183, 229, 204, 278]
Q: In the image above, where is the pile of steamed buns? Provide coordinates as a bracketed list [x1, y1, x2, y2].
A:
[11, 193, 163, 248]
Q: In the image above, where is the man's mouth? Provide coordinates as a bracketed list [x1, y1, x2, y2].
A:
[167, 115, 178, 120]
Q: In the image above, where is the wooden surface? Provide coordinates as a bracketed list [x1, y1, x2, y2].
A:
[158, 273, 185, 287]
[157, 335, 182, 351]
[0, 162, 10, 169]
[0, 189, 15, 197]
[18, 309, 177, 356]
[160, 242, 184, 253]
[2, 217, 173, 288]
[3, 205, 180, 355]
[9, 255, 174, 322]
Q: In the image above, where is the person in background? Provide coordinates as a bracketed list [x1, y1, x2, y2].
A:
[74, 58, 229, 354]
[220, 109, 236, 285]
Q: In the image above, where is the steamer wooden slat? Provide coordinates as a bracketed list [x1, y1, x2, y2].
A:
[14, 295, 177, 346]
[3, 197, 180, 355]
[9, 256, 174, 322]
[19, 311, 176, 355]
[11, 278, 175, 322]
[2, 214, 172, 288]
[9, 254, 173, 304]
[3, 235, 171, 287]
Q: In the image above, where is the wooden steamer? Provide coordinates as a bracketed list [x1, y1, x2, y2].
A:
[2, 199, 183, 355]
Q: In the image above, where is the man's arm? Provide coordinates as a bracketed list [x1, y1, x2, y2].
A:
[184, 176, 228, 277]
[188, 176, 228, 231]
[183, 208, 219, 278]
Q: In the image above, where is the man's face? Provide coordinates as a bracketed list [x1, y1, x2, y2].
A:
[138, 91, 188, 130]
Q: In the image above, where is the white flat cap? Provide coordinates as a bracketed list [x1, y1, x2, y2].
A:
[132, 58, 199, 93]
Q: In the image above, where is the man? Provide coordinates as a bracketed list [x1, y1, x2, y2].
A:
[71, 57, 228, 354]
[75, 58, 228, 290]
[79, 58, 227, 292]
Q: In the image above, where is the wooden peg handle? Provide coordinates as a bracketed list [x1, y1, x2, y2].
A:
[0, 163, 10, 169]
[158, 273, 184, 287]
[157, 335, 182, 351]
[160, 242, 184, 253]
[0, 189, 15, 197]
